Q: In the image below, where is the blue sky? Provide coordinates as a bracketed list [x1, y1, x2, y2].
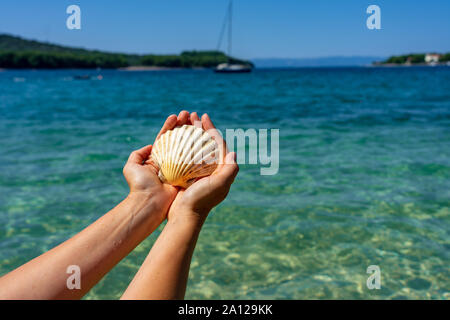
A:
[0, 0, 449, 59]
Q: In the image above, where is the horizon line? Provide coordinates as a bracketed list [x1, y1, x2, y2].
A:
[3, 33, 449, 61]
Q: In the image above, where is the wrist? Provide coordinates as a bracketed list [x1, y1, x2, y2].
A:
[168, 207, 208, 228]
[126, 191, 152, 211]
[126, 190, 153, 201]
[125, 192, 166, 222]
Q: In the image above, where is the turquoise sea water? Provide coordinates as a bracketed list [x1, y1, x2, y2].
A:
[0, 67, 449, 299]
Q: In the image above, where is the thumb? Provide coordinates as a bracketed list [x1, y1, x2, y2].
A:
[217, 152, 239, 185]
[127, 145, 153, 165]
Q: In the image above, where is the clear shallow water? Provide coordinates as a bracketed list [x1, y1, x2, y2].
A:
[0, 67, 449, 299]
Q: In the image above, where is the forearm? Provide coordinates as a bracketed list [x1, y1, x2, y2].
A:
[121, 211, 205, 300]
[0, 192, 165, 300]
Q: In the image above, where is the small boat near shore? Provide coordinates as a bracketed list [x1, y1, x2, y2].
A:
[214, 0, 252, 74]
[214, 63, 252, 73]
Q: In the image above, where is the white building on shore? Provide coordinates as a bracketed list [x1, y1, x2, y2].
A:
[425, 54, 441, 64]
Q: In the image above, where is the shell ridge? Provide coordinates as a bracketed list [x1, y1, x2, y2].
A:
[189, 131, 213, 165]
[172, 126, 202, 179]
[171, 126, 196, 179]
[191, 140, 217, 165]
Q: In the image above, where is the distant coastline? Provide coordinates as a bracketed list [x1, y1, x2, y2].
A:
[2, 34, 450, 70]
[373, 53, 450, 67]
[0, 34, 252, 70]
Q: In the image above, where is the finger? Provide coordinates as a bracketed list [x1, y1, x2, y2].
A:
[201, 113, 216, 131]
[215, 152, 239, 185]
[176, 110, 190, 126]
[190, 112, 202, 128]
[202, 113, 228, 165]
[155, 114, 177, 141]
[144, 157, 160, 174]
[127, 145, 153, 165]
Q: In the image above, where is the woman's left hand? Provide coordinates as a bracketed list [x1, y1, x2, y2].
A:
[123, 110, 191, 217]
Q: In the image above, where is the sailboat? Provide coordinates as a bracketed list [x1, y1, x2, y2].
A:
[214, 0, 252, 73]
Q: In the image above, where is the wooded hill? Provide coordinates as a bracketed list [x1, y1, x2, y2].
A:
[0, 34, 252, 69]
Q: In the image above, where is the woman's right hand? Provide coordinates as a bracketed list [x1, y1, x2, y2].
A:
[167, 113, 239, 224]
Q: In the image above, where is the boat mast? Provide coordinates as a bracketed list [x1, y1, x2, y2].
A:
[216, 0, 234, 64]
[228, 0, 232, 59]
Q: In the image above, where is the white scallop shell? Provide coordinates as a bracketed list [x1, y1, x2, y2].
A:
[151, 125, 219, 188]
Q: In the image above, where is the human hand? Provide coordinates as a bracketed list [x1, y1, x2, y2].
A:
[167, 113, 239, 224]
[123, 111, 192, 213]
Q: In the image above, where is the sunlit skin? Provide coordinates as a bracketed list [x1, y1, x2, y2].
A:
[122, 112, 238, 299]
[0, 111, 238, 300]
